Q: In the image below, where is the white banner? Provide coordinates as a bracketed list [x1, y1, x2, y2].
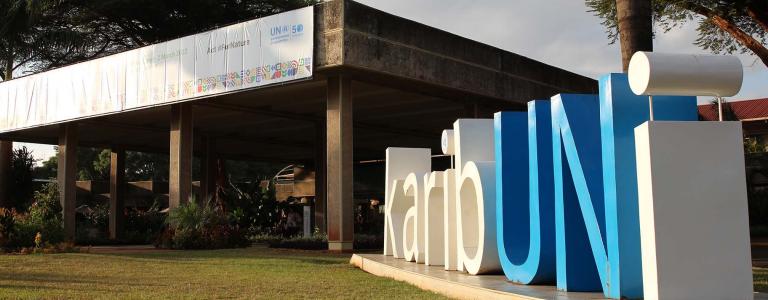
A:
[0, 6, 314, 132]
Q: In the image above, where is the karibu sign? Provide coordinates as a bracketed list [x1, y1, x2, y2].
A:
[384, 73, 754, 299]
[0, 6, 313, 132]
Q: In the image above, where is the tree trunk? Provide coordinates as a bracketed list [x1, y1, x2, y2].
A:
[616, 0, 654, 72]
[3, 56, 12, 81]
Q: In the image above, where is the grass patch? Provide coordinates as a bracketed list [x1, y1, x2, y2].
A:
[757, 267, 768, 293]
[0, 247, 445, 299]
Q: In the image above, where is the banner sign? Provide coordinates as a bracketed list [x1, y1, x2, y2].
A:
[0, 6, 313, 132]
[384, 73, 753, 299]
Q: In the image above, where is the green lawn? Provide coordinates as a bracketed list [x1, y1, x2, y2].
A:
[0, 247, 764, 298]
[0, 247, 445, 299]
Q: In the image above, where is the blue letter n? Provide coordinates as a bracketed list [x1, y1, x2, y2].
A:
[551, 94, 608, 294]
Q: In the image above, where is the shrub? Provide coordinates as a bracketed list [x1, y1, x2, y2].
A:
[10, 147, 36, 212]
[224, 180, 281, 235]
[156, 198, 249, 250]
[0, 183, 65, 251]
[252, 233, 382, 250]
[265, 234, 328, 250]
[0, 208, 16, 249]
[76, 204, 110, 244]
[124, 201, 165, 244]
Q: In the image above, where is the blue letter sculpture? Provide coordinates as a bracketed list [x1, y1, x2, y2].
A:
[495, 100, 555, 284]
[598, 73, 697, 298]
[551, 93, 605, 292]
[547, 75, 696, 298]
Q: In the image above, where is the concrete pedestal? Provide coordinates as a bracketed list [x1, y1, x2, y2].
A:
[635, 121, 753, 300]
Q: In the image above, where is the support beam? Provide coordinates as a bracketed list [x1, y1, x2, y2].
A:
[170, 103, 193, 208]
[0, 140, 12, 208]
[326, 76, 354, 251]
[315, 122, 327, 234]
[109, 148, 125, 240]
[200, 136, 217, 202]
[57, 124, 78, 241]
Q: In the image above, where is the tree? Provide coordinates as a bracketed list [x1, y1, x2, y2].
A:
[587, 0, 768, 68]
[0, 0, 107, 81]
[68, 0, 318, 49]
[33, 154, 57, 180]
[10, 147, 35, 211]
[615, 0, 654, 71]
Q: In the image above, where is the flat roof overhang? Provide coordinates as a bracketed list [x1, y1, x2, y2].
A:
[0, 0, 597, 163]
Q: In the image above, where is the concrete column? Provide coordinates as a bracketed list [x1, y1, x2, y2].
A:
[200, 137, 217, 202]
[314, 122, 327, 234]
[109, 148, 125, 240]
[57, 123, 78, 241]
[0, 140, 12, 208]
[303, 205, 314, 238]
[326, 76, 354, 251]
[170, 103, 193, 208]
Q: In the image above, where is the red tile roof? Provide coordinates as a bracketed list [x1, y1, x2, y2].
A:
[698, 98, 768, 121]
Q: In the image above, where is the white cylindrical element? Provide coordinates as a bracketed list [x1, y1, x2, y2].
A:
[441, 130, 455, 155]
[628, 52, 743, 97]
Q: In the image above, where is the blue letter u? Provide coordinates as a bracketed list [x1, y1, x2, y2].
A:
[495, 100, 555, 284]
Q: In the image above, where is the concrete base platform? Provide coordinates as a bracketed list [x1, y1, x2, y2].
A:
[352, 254, 768, 299]
[350, 254, 605, 300]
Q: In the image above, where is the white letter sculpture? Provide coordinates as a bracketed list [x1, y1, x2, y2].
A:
[453, 119, 501, 275]
[384, 148, 430, 258]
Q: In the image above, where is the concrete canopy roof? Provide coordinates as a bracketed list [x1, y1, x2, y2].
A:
[0, 0, 596, 163]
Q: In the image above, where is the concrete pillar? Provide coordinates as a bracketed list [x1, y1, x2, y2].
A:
[170, 103, 193, 208]
[200, 136, 217, 202]
[109, 148, 125, 240]
[0, 140, 12, 208]
[57, 123, 78, 241]
[314, 122, 327, 234]
[303, 205, 314, 238]
[326, 76, 354, 251]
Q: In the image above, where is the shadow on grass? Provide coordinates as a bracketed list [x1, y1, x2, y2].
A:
[0, 270, 170, 288]
[78, 247, 348, 266]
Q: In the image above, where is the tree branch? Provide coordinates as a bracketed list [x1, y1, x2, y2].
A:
[681, 2, 768, 67]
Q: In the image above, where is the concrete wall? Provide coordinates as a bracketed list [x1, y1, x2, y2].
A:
[315, 0, 597, 104]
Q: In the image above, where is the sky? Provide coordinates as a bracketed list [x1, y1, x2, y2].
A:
[15, 0, 768, 162]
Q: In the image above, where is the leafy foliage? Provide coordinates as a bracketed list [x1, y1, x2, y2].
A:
[124, 201, 165, 244]
[10, 146, 35, 211]
[225, 179, 281, 235]
[159, 197, 250, 249]
[0, 182, 65, 250]
[587, 0, 768, 64]
[0, 0, 108, 80]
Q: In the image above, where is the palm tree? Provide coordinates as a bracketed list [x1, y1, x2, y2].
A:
[616, 0, 653, 71]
